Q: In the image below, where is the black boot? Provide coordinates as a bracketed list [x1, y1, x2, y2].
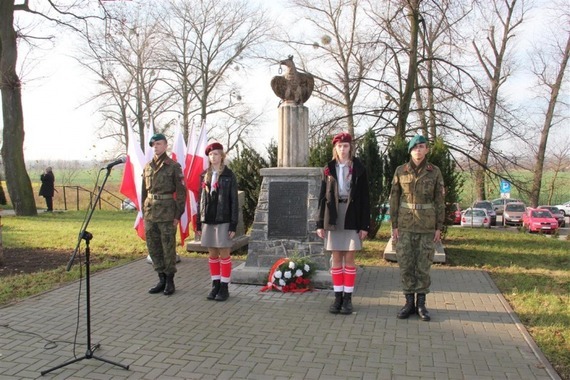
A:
[397, 293, 416, 319]
[148, 273, 166, 294]
[329, 292, 343, 314]
[215, 282, 229, 301]
[207, 280, 221, 300]
[163, 274, 175, 296]
[340, 292, 353, 315]
[416, 293, 431, 321]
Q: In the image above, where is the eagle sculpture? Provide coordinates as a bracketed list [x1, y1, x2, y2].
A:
[270, 55, 314, 106]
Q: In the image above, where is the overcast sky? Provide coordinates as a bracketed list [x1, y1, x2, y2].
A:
[12, 0, 570, 162]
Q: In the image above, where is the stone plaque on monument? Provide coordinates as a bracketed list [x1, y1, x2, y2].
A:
[268, 182, 308, 238]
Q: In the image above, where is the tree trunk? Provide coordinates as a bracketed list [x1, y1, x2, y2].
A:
[396, 0, 420, 140]
[529, 34, 570, 207]
[0, 1, 37, 216]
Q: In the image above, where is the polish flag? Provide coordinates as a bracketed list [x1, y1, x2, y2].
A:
[184, 122, 209, 231]
[171, 121, 190, 246]
[119, 126, 148, 240]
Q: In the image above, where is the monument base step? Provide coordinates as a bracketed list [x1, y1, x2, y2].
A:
[383, 237, 446, 263]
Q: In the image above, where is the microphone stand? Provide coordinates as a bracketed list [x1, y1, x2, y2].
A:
[41, 166, 130, 376]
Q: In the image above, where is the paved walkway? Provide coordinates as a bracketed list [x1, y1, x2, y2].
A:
[0, 258, 561, 380]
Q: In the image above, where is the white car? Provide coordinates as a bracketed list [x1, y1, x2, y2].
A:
[554, 201, 570, 216]
[461, 208, 491, 228]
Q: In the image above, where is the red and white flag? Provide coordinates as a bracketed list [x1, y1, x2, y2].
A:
[184, 121, 209, 231]
[171, 121, 190, 246]
[119, 126, 148, 240]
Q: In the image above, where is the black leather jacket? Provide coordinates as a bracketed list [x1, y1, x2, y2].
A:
[197, 167, 239, 232]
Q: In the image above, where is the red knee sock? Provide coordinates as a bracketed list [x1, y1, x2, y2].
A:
[220, 257, 232, 283]
[209, 258, 221, 280]
[344, 266, 356, 293]
[331, 267, 344, 292]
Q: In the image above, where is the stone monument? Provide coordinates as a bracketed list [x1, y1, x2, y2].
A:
[232, 56, 331, 287]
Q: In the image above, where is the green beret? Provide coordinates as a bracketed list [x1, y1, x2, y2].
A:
[149, 133, 167, 147]
[408, 134, 428, 153]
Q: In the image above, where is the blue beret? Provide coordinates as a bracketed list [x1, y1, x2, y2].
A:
[149, 133, 167, 147]
[408, 135, 428, 153]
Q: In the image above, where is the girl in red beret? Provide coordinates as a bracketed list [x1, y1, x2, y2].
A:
[196, 142, 239, 301]
[316, 132, 370, 314]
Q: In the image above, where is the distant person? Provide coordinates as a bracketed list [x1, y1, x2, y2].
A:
[39, 167, 55, 212]
[316, 132, 370, 315]
[196, 142, 239, 302]
[389, 135, 445, 321]
[142, 133, 187, 296]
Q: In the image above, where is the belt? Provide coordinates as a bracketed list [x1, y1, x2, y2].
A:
[401, 202, 433, 210]
[338, 198, 349, 203]
[148, 193, 174, 200]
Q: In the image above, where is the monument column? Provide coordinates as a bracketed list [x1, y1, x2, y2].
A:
[278, 102, 309, 167]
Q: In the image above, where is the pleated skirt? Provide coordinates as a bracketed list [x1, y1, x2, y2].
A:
[201, 223, 232, 248]
[324, 202, 362, 251]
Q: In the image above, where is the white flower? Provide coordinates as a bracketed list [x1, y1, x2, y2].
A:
[284, 270, 292, 279]
[304, 264, 310, 272]
[289, 261, 296, 269]
[295, 269, 303, 277]
[274, 270, 283, 279]
[279, 279, 286, 286]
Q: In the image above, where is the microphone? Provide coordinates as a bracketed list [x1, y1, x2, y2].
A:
[104, 156, 126, 169]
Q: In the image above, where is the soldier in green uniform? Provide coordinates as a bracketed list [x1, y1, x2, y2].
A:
[389, 135, 445, 321]
[142, 133, 187, 296]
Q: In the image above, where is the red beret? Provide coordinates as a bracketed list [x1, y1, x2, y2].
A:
[205, 142, 224, 155]
[332, 132, 352, 145]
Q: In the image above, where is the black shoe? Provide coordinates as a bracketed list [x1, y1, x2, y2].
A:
[329, 292, 343, 314]
[215, 282, 229, 301]
[397, 293, 416, 319]
[149, 273, 166, 294]
[416, 293, 431, 321]
[207, 280, 221, 300]
[163, 274, 175, 296]
[340, 293, 353, 315]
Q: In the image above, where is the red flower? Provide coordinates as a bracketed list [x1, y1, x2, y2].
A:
[324, 167, 330, 176]
[213, 182, 220, 190]
[201, 182, 207, 189]
[295, 277, 304, 284]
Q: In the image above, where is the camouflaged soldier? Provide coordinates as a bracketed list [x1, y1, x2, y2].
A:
[389, 135, 445, 321]
[142, 133, 187, 296]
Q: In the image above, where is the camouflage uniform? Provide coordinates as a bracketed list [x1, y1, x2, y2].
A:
[142, 153, 187, 275]
[389, 159, 445, 294]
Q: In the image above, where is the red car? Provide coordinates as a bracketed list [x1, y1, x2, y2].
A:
[522, 208, 559, 234]
[448, 203, 461, 224]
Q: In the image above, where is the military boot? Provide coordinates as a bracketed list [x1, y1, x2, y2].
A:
[207, 280, 221, 300]
[397, 293, 416, 319]
[340, 293, 353, 315]
[163, 274, 175, 296]
[416, 293, 431, 321]
[215, 282, 229, 301]
[329, 292, 343, 314]
[148, 273, 166, 294]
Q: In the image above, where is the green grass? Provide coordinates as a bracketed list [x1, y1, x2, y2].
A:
[0, 213, 568, 378]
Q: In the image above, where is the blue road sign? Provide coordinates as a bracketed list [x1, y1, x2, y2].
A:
[500, 179, 511, 194]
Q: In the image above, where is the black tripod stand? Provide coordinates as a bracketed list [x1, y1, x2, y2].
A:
[41, 166, 130, 376]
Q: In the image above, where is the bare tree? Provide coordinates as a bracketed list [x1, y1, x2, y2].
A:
[283, 0, 382, 137]
[528, 30, 570, 206]
[471, 0, 527, 200]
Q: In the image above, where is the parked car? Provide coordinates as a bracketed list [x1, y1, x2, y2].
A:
[448, 203, 461, 225]
[491, 198, 522, 215]
[522, 208, 559, 234]
[537, 206, 565, 227]
[121, 198, 136, 211]
[554, 201, 570, 216]
[461, 208, 491, 228]
[503, 202, 526, 226]
[472, 200, 496, 226]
